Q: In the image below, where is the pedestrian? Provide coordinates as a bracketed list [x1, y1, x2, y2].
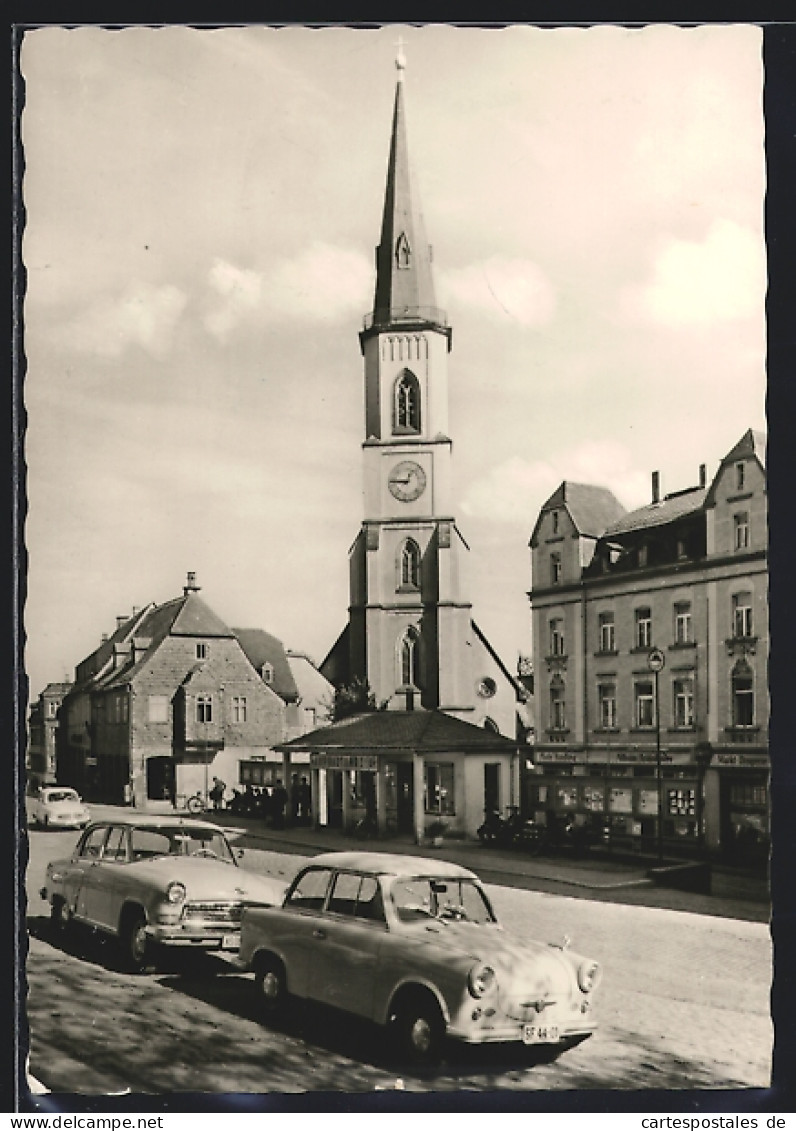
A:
[209, 776, 226, 811]
[298, 776, 311, 825]
[271, 778, 288, 829]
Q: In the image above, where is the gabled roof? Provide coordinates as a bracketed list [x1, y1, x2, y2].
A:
[530, 482, 626, 546]
[232, 628, 299, 703]
[278, 709, 519, 753]
[604, 486, 707, 537]
[170, 593, 234, 638]
[704, 428, 767, 508]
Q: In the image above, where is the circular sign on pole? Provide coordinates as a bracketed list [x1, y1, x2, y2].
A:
[647, 647, 665, 672]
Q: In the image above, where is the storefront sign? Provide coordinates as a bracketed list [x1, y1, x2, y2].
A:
[310, 752, 379, 771]
[712, 752, 769, 768]
[536, 751, 576, 762]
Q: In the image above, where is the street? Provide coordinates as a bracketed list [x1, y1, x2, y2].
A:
[23, 823, 772, 1096]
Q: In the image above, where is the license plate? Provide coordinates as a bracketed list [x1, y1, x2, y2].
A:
[522, 1023, 560, 1045]
[221, 934, 239, 950]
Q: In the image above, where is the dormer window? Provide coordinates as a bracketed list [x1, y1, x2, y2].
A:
[195, 642, 207, 660]
[395, 231, 411, 269]
[393, 369, 421, 433]
[261, 662, 274, 685]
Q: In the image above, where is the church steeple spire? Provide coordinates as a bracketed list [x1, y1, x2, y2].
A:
[365, 48, 448, 342]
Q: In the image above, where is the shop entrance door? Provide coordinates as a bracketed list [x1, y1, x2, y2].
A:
[146, 756, 175, 803]
[396, 763, 414, 834]
[327, 770, 344, 828]
[484, 763, 501, 815]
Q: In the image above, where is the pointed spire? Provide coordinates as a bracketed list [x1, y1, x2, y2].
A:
[366, 51, 448, 340]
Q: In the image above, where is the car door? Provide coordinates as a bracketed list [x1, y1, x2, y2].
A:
[307, 871, 385, 1018]
[74, 825, 112, 925]
[274, 866, 334, 1000]
[86, 825, 130, 930]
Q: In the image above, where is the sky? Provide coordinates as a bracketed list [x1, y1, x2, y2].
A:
[19, 23, 767, 701]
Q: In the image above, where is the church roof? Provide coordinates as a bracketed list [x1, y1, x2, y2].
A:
[277, 709, 519, 753]
[530, 482, 626, 545]
[367, 66, 445, 334]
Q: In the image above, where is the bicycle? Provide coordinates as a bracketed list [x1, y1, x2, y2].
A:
[176, 792, 207, 814]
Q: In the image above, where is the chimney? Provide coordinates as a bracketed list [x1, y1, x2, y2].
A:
[116, 615, 127, 630]
[132, 606, 140, 616]
[699, 463, 707, 489]
[651, 471, 660, 505]
[184, 571, 200, 595]
[101, 633, 108, 644]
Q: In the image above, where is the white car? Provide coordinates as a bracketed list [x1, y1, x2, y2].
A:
[41, 815, 287, 971]
[27, 786, 90, 830]
[240, 851, 602, 1066]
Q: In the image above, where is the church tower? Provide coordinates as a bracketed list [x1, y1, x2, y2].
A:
[344, 48, 476, 716]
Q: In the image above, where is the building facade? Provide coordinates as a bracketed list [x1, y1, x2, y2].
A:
[26, 681, 72, 788]
[56, 574, 307, 807]
[527, 430, 768, 865]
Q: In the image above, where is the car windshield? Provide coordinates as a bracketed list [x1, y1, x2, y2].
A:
[46, 789, 79, 804]
[130, 825, 236, 864]
[389, 876, 497, 926]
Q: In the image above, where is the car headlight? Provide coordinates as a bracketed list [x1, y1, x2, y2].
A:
[467, 962, 497, 998]
[166, 882, 187, 904]
[578, 959, 601, 993]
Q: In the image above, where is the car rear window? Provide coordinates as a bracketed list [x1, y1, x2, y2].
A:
[46, 790, 79, 803]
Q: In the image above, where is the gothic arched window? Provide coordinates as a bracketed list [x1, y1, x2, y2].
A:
[397, 538, 421, 590]
[400, 627, 420, 688]
[393, 369, 421, 434]
[395, 231, 411, 269]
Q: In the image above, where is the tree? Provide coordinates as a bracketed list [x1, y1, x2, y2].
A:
[329, 676, 377, 722]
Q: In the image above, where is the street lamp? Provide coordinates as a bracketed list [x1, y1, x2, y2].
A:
[647, 647, 666, 864]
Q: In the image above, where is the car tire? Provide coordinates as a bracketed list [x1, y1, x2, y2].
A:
[253, 954, 288, 1019]
[391, 991, 445, 1068]
[119, 910, 151, 973]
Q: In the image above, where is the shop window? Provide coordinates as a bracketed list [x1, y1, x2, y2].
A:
[424, 762, 455, 815]
[549, 617, 565, 656]
[732, 665, 754, 727]
[397, 538, 421, 589]
[673, 601, 692, 645]
[598, 682, 617, 729]
[634, 679, 655, 728]
[598, 612, 615, 653]
[673, 678, 694, 728]
[635, 607, 652, 649]
[732, 592, 753, 638]
[393, 369, 421, 434]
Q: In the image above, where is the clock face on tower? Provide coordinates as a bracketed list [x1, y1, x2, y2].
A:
[388, 460, 427, 502]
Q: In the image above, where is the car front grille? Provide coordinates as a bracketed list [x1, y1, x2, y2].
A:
[182, 902, 242, 925]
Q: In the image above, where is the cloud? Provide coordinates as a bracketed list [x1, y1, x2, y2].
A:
[460, 440, 650, 524]
[56, 282, 188, 359]
[621, 219, 765, 327]
[440, 256, 556, 327]
[202, 242, 372, 341]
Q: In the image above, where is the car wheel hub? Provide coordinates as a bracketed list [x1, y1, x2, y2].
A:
[409, 1017, 432, 1053]
[262, 972, 280, 1000]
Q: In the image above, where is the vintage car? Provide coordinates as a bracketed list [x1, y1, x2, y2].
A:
[41, 815, 287, 971]
[239, 851, 602, 1065]
[27, 786, 90, 830]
